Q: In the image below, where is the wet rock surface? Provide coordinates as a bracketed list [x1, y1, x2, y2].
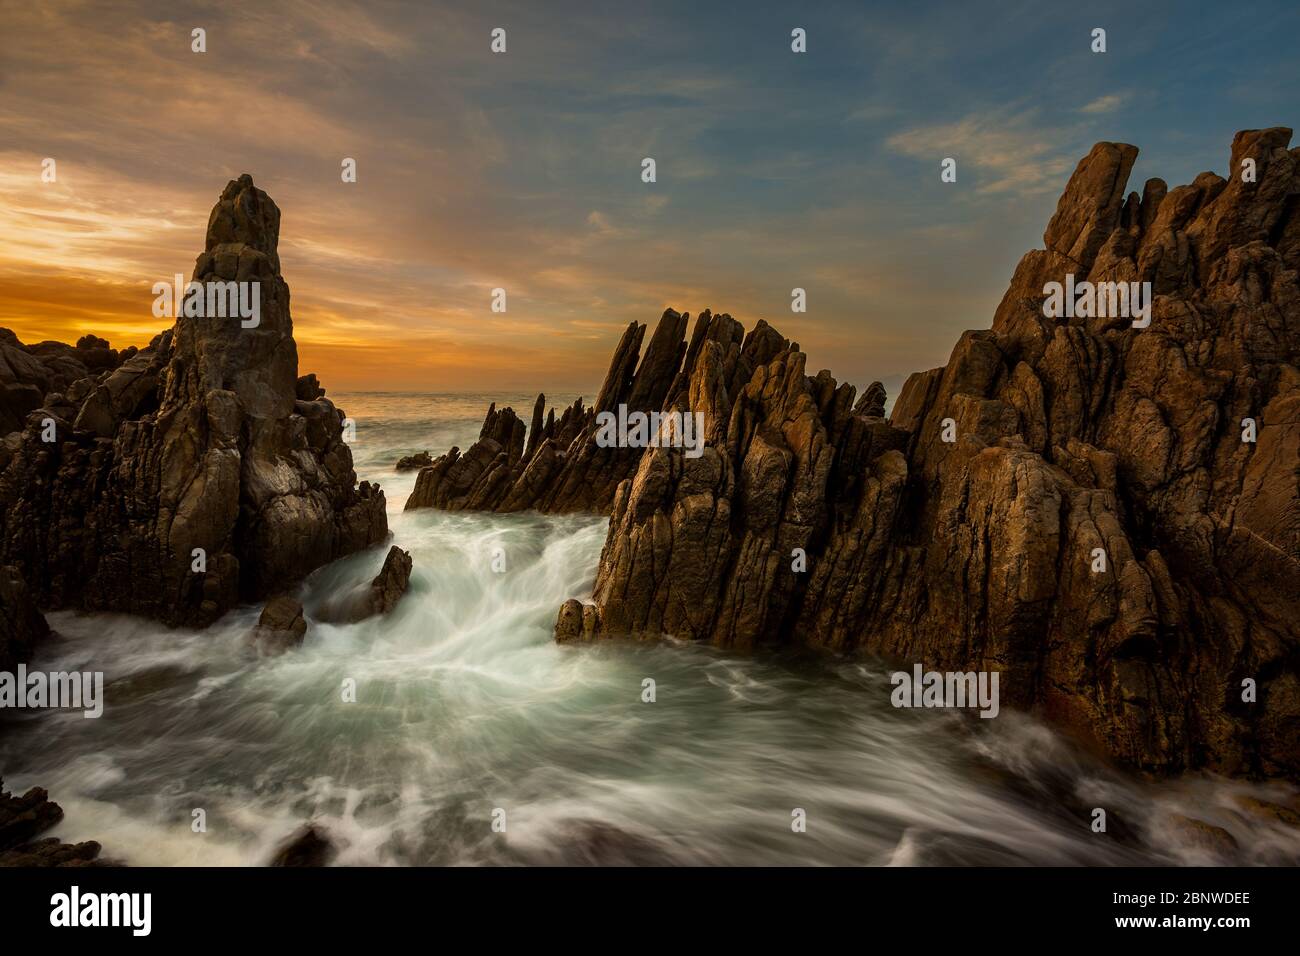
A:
[314, 544, 413, 624]
[249, 594, 308, 655]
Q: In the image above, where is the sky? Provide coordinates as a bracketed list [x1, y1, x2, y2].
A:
[0, 0, 1296, 394]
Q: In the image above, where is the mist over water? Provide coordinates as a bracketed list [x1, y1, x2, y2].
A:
[2, 393, 1297, 866]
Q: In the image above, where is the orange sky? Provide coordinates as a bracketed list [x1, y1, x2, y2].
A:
[3, 1, 1288, 393]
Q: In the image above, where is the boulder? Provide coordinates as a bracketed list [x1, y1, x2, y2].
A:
[395, 450, 433, 471]
[250, 595, 307, 655]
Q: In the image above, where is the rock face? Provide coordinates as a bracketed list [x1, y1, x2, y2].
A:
[0, 565, 49, 673]
[450, 131, 1300, 780]
[0, 175, 388, 627]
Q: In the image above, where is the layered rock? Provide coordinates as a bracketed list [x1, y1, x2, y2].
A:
[0, 175, 388, 627]
[460, 130, 1300, 780]
[0, 565, 48, 674]
[404, 311, 794, 515]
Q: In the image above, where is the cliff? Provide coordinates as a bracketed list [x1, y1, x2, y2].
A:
[413, 129, 1300, 779]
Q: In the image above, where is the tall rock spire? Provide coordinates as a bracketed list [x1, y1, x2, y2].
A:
[0, 175, 389, 626]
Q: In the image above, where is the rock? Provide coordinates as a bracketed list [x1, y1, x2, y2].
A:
[1166, 814, 1239, 857]
[0, 565, 49, 673]
[250, 595, 307, 655]
[421, 130, 1300, 782]
[0, 329, 118, 434]
[0, 175, 388, 627]
[1233, 795, 1300, 827]
[315, 545, 412, 623]
[395, 450, 433, 471]
[368, 545, 413, 615]
[404, 309, 778, 515]
[0, 779, 111, 867]
[0, 780, 64, 851]
[269, 823, 336, 866]
[0, 837, 111, 867]
[854, 381, 887, 418]
[295, 372, 324, 400]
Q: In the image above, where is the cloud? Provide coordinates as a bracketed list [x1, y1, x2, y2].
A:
[887, 109, 1075, 197]
[1079, 93, 1127, 114]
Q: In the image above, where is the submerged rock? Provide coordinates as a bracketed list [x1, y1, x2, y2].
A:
[395, 450, 433, 471]
[250, 595, 308, 655]
[0, 175, 388, 627]
[1165, 814, 1239, 858]
[269, 823, 337, 867]
[315, 545, 413, 624]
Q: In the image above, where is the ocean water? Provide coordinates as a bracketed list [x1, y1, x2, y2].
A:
[1, 392, 1297, 866]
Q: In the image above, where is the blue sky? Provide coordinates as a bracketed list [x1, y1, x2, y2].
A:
[1, 0, 1296, 392]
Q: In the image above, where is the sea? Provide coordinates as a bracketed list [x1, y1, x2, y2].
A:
[1, 392, 1296, 866]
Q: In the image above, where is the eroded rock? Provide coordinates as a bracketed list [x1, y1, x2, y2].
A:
[434, 130, 1298, 782]
[0, 175, 389, 627]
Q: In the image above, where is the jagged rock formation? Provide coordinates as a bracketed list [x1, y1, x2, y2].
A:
[446, 130, 1300, 780]
[315, 544, 413, 623]
[0, 175, 388, 627]
[403, 311, 781, 514]
[0, 332, 129, 435]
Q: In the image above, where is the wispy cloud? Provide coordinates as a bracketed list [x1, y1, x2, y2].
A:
[1, 0, 1293, 391]
[887, 109, 1076, 197]
[1079, 93, 1127, 114]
